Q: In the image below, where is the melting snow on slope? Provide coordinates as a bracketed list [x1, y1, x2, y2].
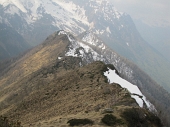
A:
[106, 27, 111, 34]
[104, 68, 156, 111]
[82, 35, 96, 46]
[52, 0, 89, 26]
[81, 31, 106, 50]
[98, 43, 106, 50]
[58, 30, 105, 62]
[82, 32, 99, 46]
[0, 0, 27, 13]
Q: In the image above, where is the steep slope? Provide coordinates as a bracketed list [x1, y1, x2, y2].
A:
[134, 20, 170, 62]
[0, 23, 30, 61]
[0, 31, 168, 126]
[0, 32, 70, 88]
[77, 1, 170, 91]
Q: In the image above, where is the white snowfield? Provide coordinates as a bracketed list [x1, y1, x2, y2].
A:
[0, 0, 126, 36]
[0, 0, 89, 33]
[104, 68, 156, 111]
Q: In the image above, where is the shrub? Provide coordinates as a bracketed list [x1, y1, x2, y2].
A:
[0, 116, 22, 127]
[121, 108, 148, 127]
[101, 114, 123, 126]
[121, 108, 163, 127]
[67, 118, 93, 126]
[106, 64, 115, 70]
[146, 112, 162, 127]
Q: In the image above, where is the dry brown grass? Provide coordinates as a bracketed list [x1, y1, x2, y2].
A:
[0, 33, 162, 127]
[0, 58, 137, 127]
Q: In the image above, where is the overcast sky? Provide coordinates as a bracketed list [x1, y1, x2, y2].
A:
[109, 0, 170, 27]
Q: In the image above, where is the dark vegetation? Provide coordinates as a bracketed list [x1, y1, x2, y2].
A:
[67, 118, 93, 126]
[101, 114, 123, 126]
[0, 116, 22, 127]
[121, 108, 162, 127]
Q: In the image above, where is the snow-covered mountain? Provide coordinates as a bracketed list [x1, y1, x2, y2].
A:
[58, 30, 134, 81]
[0, 0, 139, 83]
[0, 0, 127, 45]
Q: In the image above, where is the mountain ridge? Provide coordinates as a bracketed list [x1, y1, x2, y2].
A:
[0, 30, 169, 126]
[0, 36, 163, 127]
[0, 0, 170, 92]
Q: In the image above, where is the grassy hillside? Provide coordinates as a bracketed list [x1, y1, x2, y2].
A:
[0, 60, 162, 127]
[0, 32, 162, 127]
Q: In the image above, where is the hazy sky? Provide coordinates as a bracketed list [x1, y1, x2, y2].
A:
[109, 0, 170, 27]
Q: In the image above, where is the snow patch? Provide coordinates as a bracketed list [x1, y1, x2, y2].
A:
[60, 31, 105, 62]
[114, 8, 123, 19]
[81, 31, 106, 50]
[98, 43, 106, 50]
[106, 27, 111, 34]
[100, 30, 105, 34]
[4, 5, 20, 15]
[104, 68, 156, 111]
[82, 32, 98, 46]
[52, 0, 89, 26]
[58, 30, 67, 35]
[58, 57, 62, 60]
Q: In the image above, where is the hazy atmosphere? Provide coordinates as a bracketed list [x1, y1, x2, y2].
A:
[0, 0, 170, 126]
[110, 0, 170, 26]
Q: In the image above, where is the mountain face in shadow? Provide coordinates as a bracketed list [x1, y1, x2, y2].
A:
[0, 23, 30, 61]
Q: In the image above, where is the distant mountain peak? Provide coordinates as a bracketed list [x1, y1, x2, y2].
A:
[0, 0, 126, 34]
[0, 0, 27, 12]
